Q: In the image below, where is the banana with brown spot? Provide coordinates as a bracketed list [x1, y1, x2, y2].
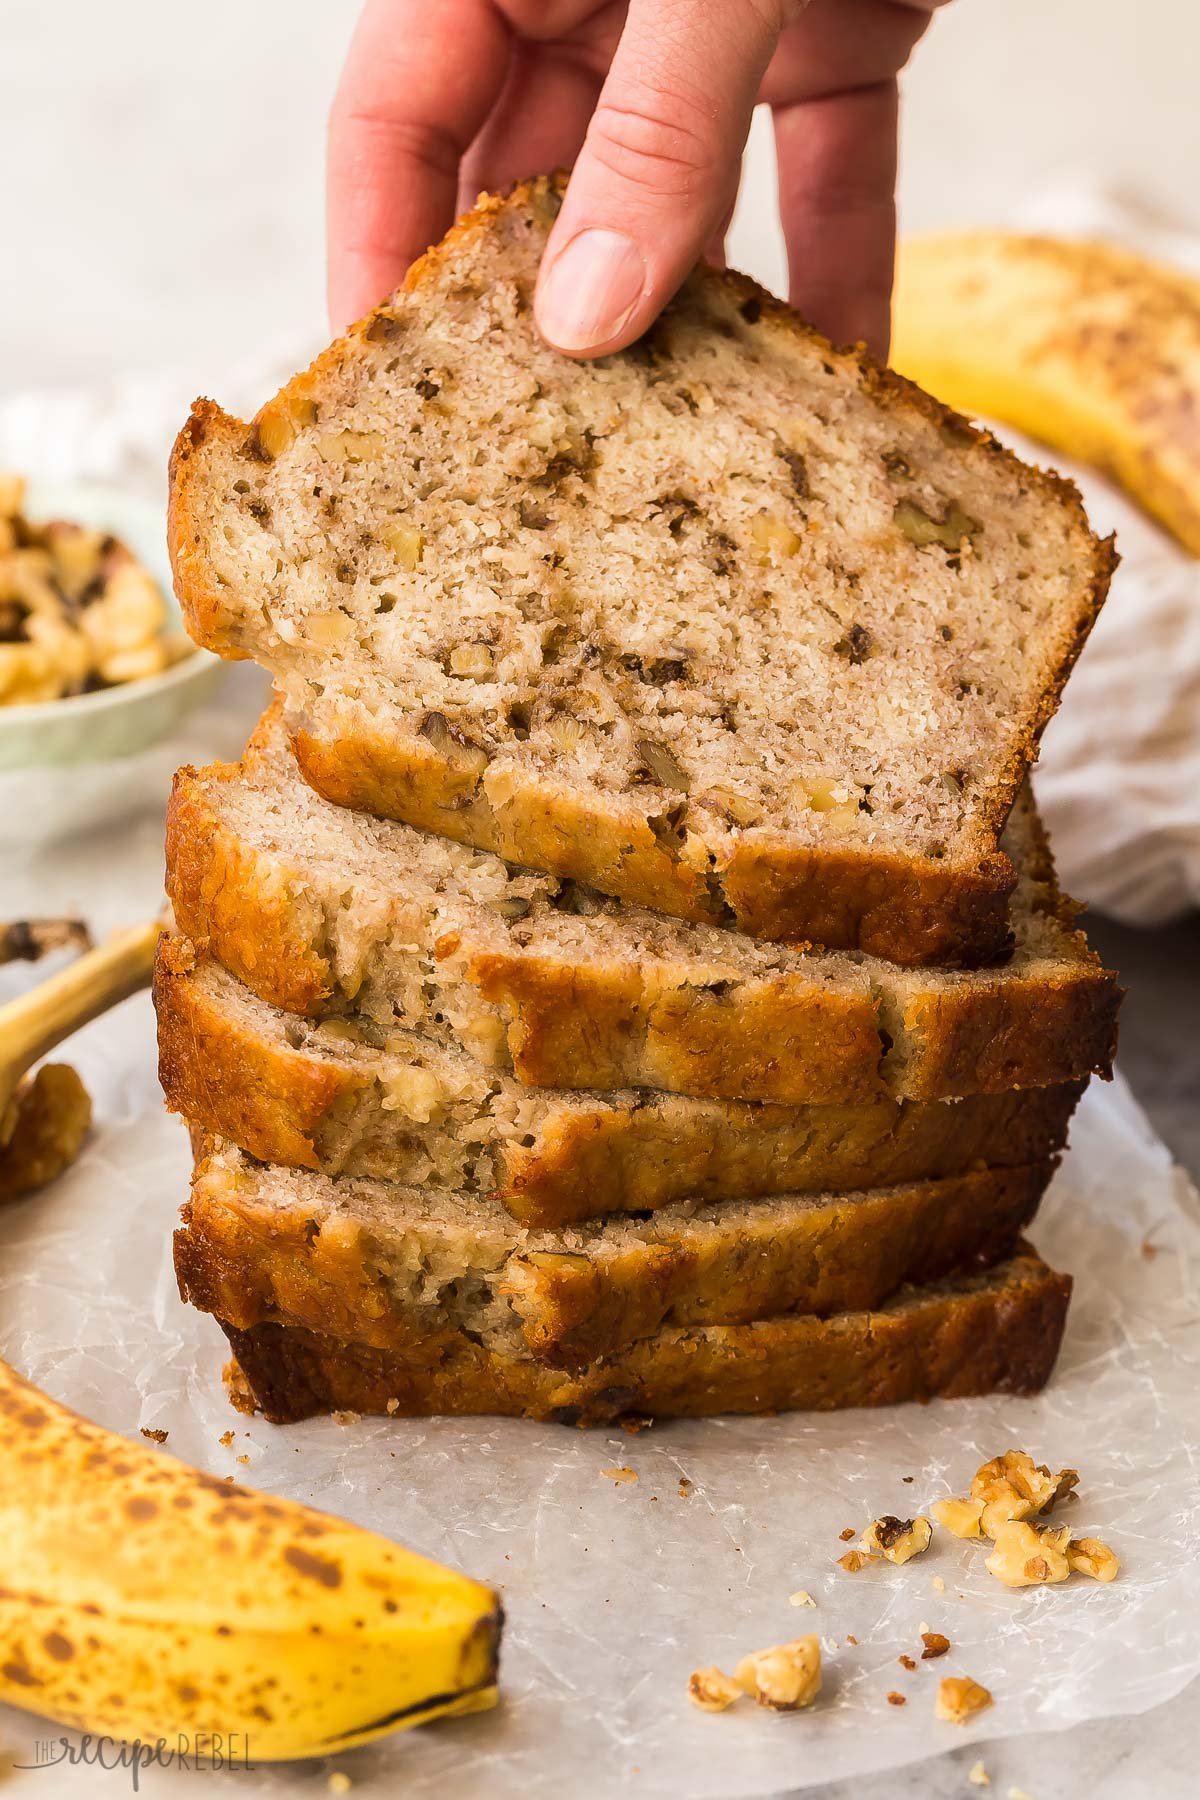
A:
[0, 1358, 501, 1757]
[892, 233, 1200, 553]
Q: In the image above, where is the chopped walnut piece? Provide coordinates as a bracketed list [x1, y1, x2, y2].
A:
[837, 1549, 876, 1573]
[600, 1465, 638, 1485]
[733, 1636, 822, 1711]
[749, 513, 802, 562]
[920, 1632, 951, 1660]
[970, 1450, 1078, 1538]
[898, 1654, 917, 1671]
[932, 1496, 985, 1539]
[380, 1064, 446, 1124]
[985, 1521, 1072, 1588]
[968, 1761, 991, 1787]
[789, 1590, 816, 1608]
[886, 1691, 906, 1707]
[931, 1576, 946, 1593]
[687, 1667, 742, 1713]
[448, 641, 496, 681]
[861, 1514, 932, 1565]
[935, 1675, 992, 1725]
[838, 1527, 857, 1542]
[1066, 1536, 1120, 1582]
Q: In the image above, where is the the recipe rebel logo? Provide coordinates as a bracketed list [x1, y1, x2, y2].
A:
[14, 1732, 255, 1789]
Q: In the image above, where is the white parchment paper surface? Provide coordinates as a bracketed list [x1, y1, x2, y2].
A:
[0, 668, 1198, 1798]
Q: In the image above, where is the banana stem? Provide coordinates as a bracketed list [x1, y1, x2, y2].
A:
[0, 919, 161, 1109]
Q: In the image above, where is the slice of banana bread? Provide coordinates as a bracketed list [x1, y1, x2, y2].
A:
[181, 1137, 1049, 1371]
[166, 710, 1120, 1107]
[155, 936, 1075, 1225]
[169, 174, 1114, 968]
[204, 1251, 1073, 1425]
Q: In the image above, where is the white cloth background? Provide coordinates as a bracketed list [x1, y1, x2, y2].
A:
[1, 191, 1197, 924]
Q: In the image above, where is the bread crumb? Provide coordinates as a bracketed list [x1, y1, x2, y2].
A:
[845, 1634, 858, 1645]
[218, 1430, 234, 1448]
[327, 1775, 352, 1795]
[601, 1465, 638, 1484]
[886, 1691, 906, 1707]
[385, 1396, 400, 1415]
[898, 1654, 916, 1671]
[1008, 1790, 1034, 1800]
[235, 1453, 251, 1466]
[932, 1576, 946, 1592]
[331, 1409, 360, 1426]
[968, 1761, 990, 1786]
[678, 1478, 694, 1497]
[788, 1590, 816, 1609]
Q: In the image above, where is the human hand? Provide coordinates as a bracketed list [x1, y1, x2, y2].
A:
[328, 0, 947, 360]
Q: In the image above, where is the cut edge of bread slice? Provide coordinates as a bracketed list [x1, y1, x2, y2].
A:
[155, 933, 1079, 1225]
[168, 174, 1116, 968]
[165, 708, 1120, 1109]
[181, 1134, 1051, 1371]
[204, 1248, 1073, 1425]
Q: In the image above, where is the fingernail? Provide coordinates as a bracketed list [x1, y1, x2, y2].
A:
[536, 228, 646, 353]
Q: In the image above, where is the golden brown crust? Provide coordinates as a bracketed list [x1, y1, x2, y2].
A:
[290, 716, 1021, 967]
[203, 1251, 1073, 1425]
[165, 761, 335, 1015]
[464, 942, 881, 1102]
[154, 941, 1082, 1225]
[167, 730, 1119, 1106]
[168, 173, 1115, 970]
[893, 960, 1123, 1101]
[167, 746, 888, 1104]
[178, 1151, 1051, 1370]
[155, 935, 354, 1171]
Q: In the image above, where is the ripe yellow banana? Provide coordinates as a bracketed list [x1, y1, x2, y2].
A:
[0, 1357, 501, 1759]
[891, 233, 1200, 553]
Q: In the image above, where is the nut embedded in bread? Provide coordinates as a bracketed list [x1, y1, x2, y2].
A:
[168, 174, 1115, 967]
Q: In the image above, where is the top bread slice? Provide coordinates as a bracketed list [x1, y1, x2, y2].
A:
[169, 174, 1115, 969]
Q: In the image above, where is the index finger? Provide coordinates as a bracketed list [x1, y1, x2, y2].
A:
[327, 0, 511, 331]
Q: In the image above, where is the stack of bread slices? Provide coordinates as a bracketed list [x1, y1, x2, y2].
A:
[159, 176, 1121, 1427]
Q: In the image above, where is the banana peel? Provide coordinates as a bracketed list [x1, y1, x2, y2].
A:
[0, 1357, 501, 1758]
[891, 233, 1200, 553]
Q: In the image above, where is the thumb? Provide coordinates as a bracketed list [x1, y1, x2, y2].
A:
[534, 0, 782, 357]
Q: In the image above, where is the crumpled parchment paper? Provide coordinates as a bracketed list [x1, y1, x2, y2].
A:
[0, 921, 1197, 1796]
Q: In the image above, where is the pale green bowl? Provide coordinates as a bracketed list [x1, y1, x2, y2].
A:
[0, 480, 224, 772]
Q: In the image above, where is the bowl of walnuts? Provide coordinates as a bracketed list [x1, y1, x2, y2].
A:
[0, 475, 224, 771]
